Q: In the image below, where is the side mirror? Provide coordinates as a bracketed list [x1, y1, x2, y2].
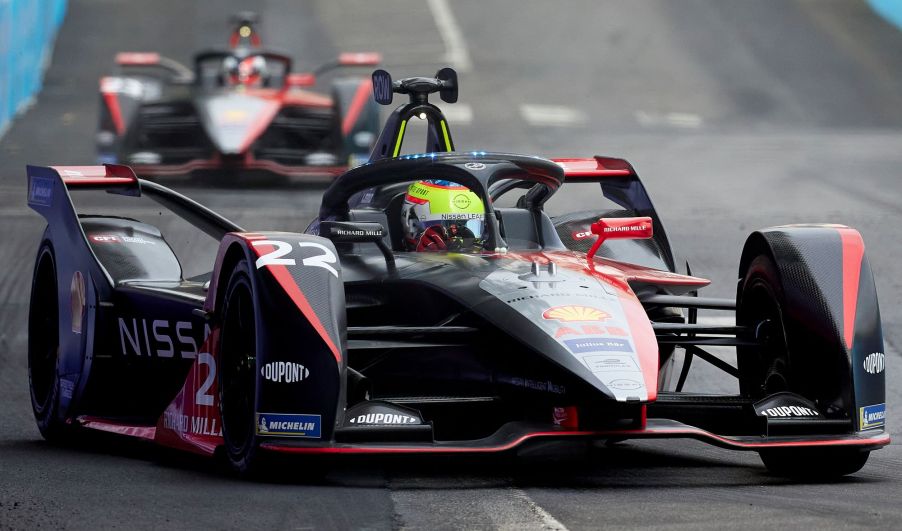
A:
[372, 69, 393, 105]
[435, 67, 458, 103]
[321, 221, 395, 273]
[586, 216, 653, 261]
[338, 52, 382, 67]
[285, 72, 316, 88]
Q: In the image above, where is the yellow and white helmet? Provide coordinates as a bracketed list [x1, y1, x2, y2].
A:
[401, 180, 485, 252]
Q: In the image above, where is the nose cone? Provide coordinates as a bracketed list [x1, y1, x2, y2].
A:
[195, 93, 280, 154]
[478, 258, 658, 402]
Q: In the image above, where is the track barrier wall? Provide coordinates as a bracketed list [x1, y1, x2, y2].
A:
[869, 0, 902, 31]
[0, 0, 67, 138]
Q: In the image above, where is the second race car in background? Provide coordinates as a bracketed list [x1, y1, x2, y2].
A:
[96, 12, 382, 181]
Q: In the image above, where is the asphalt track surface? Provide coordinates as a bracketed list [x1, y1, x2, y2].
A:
[2, 1, 902, 529]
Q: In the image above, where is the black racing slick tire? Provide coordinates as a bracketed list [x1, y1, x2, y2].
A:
[737, 255, 793, 399]
[737, 253, 869, 478]
[28, 242, 74, 442]
[218, 259, 265, 475]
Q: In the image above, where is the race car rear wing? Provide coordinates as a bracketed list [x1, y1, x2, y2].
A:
[553, 156, 637, 180]
[114, 52, 194, 82]
[28, 164, 243, 241]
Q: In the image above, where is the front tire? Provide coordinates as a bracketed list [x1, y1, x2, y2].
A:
[737, 255, 792, 398]
[738, 253, 869, 478]
[218, 259, 264, 475]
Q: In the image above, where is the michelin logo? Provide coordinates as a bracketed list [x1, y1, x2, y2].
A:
[859, 403, 886, 430]
[256, 413, 321, 438]
[28, 176, 54, 206]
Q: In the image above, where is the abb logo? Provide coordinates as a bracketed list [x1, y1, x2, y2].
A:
[555, 324, 628, 338]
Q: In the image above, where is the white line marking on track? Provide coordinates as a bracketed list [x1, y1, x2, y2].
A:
[441, 103, 473, 125]
[520, 104, 587, 127]
[635, 110, 703, 129]
[511, 488, 569, 531]
[427, 0, 473, 72]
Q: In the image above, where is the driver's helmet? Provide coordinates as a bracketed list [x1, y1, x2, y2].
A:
[223, 55, 267, 86]
[401, 180, 485, 252]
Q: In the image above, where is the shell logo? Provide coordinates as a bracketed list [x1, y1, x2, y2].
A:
[542, 305, 611, 322]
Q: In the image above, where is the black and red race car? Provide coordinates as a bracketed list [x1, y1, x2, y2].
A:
[96, 12, 381, 181]
[30, 69, 887, 477]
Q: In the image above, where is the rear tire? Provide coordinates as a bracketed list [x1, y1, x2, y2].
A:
[738, 253, 869, 478]
[218, 259, 265, 475]
[28, 242, 75, 442]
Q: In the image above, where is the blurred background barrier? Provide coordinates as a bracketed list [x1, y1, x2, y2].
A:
[0, 0, 67, 138]
[870, 0, 902, 30]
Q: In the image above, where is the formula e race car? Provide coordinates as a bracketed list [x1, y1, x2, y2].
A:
[96, 12, 381, 180]
[29, 69, 887, 478]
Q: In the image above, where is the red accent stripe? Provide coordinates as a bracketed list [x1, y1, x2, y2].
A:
[281, 91, 334, 107]
[102, 91, 125, 135]
[553, 157, 635, 179]
[78, 416, 156, 440]
[62, 177, 135, 186]
[620, 291, 659, 401]
[236, 100, 282, 154]
[341, 79, 373, 136]
[838, 228, 865, 349]
[131, 158, 346, 178]
[52, 165, 138, 185]
[262, 427, 889, 455]
[562, 170, 633, 179]
[417, 182, 468, 190]
[264, 431, 598, 455]
[404, 194, 429, 205]
[115, 52, 160, 66]
[250, 242, 342, 363]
